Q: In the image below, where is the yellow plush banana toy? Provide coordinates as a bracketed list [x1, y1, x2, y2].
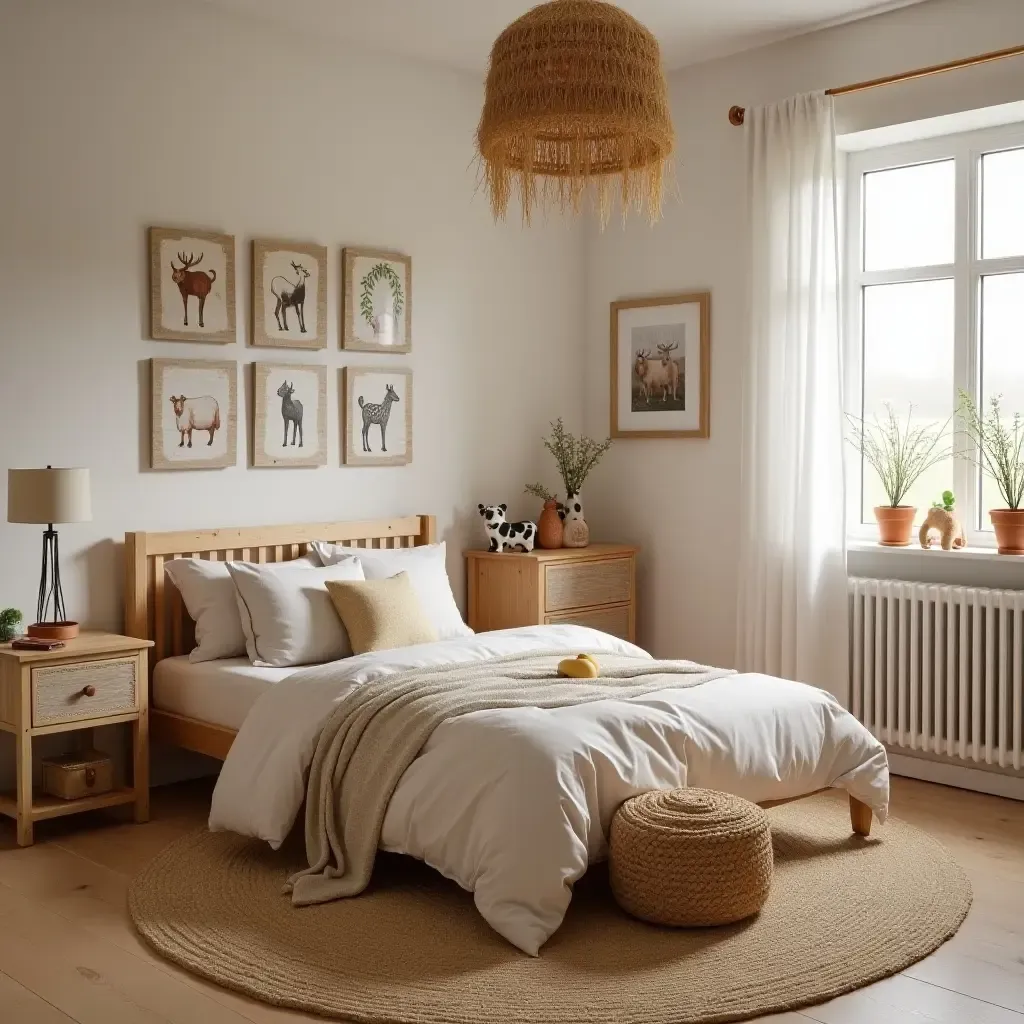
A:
[557, 653, 600, 678]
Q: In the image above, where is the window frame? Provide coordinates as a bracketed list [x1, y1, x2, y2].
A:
[844, 122, 1024, 546]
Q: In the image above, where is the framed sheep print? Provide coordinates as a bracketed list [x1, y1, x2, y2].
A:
[149, 227, 236, 343]
[342, 367, 412, 466]
[610, 292, 711, 439]
[251, 239, 328, 350]
[252, 362, 328, 468]
[151, 358, 237, 470]
[342, 247, 411, 353]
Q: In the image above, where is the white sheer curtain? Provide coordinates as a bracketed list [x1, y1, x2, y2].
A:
[735, 91, 848, 703]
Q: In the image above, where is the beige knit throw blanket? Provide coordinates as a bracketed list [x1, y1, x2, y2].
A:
[286, 649, 733, 906]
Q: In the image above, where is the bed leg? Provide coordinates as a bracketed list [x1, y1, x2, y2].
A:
[849, 795, 872, 837]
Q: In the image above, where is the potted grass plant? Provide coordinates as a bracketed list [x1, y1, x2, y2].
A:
[846, 405, 951, 547]
[956, 391, 1024, 554]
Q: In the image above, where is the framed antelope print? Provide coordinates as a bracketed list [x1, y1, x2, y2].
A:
[610, 292, 711, 439]
[252, 362, 327, 468]
[252, 239, 328, 350]
[342, 367, 412, 466]
[149, 227, 236, 343]
[342, 247, 411, 353]
[151, 358, 237, 470]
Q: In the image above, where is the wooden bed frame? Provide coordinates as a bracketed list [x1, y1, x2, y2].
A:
[122, 513, 872, 836]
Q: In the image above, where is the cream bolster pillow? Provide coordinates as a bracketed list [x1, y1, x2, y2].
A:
[325, 573, 438, 656]
[165, 554, 319, 663]
[310, 540, 472, 641]
[227, 557, 365, 668]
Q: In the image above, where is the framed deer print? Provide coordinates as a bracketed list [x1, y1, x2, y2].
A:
[252, 362, 328, 468]
[610, 292, 711, 439]
[149, 227, 236, 343]
[342, 367, 412, 466]
[151, 358, 237, 470]
[342, 247, 411, 353]
[252, 239, 328, 350]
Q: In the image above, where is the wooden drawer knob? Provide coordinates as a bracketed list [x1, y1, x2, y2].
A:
[81, 685, 96, 698]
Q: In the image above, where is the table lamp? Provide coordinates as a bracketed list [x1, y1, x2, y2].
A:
[7, 466, 92, 640]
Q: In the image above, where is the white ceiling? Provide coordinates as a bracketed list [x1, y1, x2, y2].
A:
[202, 0, 934, 74]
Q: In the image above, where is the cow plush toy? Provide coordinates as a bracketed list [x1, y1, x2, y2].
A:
[478, 504, 537, 553]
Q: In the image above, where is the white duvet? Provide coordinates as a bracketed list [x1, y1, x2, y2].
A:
[210, 625, 889, 955]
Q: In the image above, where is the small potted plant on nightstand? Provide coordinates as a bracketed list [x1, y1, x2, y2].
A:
[0, 608, 22, 643]
[847, 404, 951, 547]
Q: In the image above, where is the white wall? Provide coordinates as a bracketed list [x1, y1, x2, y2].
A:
[583, 0, 1024, 667]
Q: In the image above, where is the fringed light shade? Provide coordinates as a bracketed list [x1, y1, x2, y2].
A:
[477, 0, 674, 227]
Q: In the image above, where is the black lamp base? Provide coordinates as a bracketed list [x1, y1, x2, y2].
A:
[35, 526, 75, 636]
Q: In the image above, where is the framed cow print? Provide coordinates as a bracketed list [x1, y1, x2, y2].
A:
[341, 247, 411, 353]
[342, 367, 412, 466]
[252, 362, 328, 468]
[151, 358, 237, 470]
[252, 239, 328, 350]
[149, 227, 236, 343]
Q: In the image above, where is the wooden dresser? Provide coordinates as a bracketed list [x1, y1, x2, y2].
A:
[465, 544, 638, 642]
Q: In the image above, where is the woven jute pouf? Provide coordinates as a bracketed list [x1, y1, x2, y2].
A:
[610, 787, 773, 926]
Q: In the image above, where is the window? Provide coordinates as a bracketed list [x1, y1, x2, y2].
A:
[846, 123, 1024, 543]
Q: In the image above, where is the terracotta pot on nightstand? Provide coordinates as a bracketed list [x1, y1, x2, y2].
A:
[990, 509, 1024, 555]
[537, 500, 563, 549]
[874, 506, 916, 547]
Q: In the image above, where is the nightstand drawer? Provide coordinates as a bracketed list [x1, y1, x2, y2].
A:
[32, 657, 138, 726]
[545, 603, 631, 640]
[545, 557, 631, 612]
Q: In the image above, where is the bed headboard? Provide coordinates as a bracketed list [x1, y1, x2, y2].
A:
[124, 514, 436, 673]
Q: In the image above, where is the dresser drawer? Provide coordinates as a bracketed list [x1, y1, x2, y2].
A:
[545, 557, 632, 612]
[32, 657, 138, 727]
[545, 603, 632, 641]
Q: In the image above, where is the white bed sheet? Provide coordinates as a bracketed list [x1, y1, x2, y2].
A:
[152, 656, 298, 731]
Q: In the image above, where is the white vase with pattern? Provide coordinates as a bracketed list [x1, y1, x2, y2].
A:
[562, 491, 589, 548]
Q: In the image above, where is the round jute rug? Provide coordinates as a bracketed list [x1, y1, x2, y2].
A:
[129, 799, 971, 1024]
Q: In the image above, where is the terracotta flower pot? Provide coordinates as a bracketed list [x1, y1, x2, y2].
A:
[990, 509, 1024, 555]
[537, 500, 563, 549]
[874, 506, 916, 547]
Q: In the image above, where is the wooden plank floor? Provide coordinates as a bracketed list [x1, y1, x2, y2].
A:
[0, 776, 1020, 1024]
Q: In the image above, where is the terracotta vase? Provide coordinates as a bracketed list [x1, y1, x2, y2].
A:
[537, 500, 563, 549]
[874, 506, 916, 547]
[990, 509, 1024, 555]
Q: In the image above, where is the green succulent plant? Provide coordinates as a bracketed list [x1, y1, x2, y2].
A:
[0, 608, 23, 643]
[931, 490, 956, 513]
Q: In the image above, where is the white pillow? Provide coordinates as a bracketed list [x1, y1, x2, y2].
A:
[227, 558, 365, 668]
[165, 555, 318, 663]
[310, 541, 472, 641]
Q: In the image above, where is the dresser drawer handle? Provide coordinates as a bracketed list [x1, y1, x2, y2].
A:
[81, 685, 96, 698]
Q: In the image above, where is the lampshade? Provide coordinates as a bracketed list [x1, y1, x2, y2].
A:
[7, 468, 92, 525]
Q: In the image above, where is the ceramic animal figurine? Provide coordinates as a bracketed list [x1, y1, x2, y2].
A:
[919, 507, 965, 550]
[561, 492, 589, 548]
[558, 654, 599, 678]
[478, 504, 537, 553]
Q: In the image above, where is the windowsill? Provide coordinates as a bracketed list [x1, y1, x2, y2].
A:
[847, 539, 1014, 563]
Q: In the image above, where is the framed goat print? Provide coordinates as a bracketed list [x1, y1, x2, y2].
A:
[252, 239, 328, 350]
[342, 247, 411, 353]
[610, 292, 711, 439]
[149, 227, 236, 343]
[252, 362, 327, 468]
[151, 358, 237, 470]
[342, 367, 412, 466]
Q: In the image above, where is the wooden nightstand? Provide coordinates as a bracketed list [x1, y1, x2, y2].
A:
[466, 544, 638, 642]
[0, 631, 153, 846]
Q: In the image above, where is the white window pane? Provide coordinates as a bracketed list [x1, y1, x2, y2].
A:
[979, 273, 1024, 522]
[863, 160, 955, 272]
[861, 280, 955, 522]
[982, 148, 1024, 260]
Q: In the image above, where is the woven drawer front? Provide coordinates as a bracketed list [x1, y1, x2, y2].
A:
[32, 658, 138, 726]
[545, 558, 631, 612]
[545, 604, 631, 640]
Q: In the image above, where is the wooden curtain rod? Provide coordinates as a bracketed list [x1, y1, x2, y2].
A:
[728, 42, 1024, 126]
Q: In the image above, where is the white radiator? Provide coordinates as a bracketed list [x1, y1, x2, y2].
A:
[849, 577, 1024, 771]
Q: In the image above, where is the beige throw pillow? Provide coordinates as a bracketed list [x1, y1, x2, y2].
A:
[325, 572, 438, 655]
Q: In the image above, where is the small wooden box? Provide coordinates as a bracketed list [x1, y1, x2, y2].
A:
[41, 749, 114, 801]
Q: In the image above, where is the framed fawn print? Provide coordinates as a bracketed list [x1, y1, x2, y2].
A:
[149, 227, 236, 343]
[342, 367, 412, 466]
[151, 358, 237, 470]
[342, 247, 411, 353]
[610, 292, 711, 439]
[251, 239, 328, 350]
[252, 362, 328, 468]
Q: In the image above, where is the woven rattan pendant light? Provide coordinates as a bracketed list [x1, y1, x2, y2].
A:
[477, 0, 674, 226]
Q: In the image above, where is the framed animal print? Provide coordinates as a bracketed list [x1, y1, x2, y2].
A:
[342, 247, 411, 353]
[610, 292, 711, 439]
[342, 367, 412, 466]
[151, 358, 237, 470]
[252, 239, 328, 350]
[149, 227, 236, 343]
[252, 362, 327, 468]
